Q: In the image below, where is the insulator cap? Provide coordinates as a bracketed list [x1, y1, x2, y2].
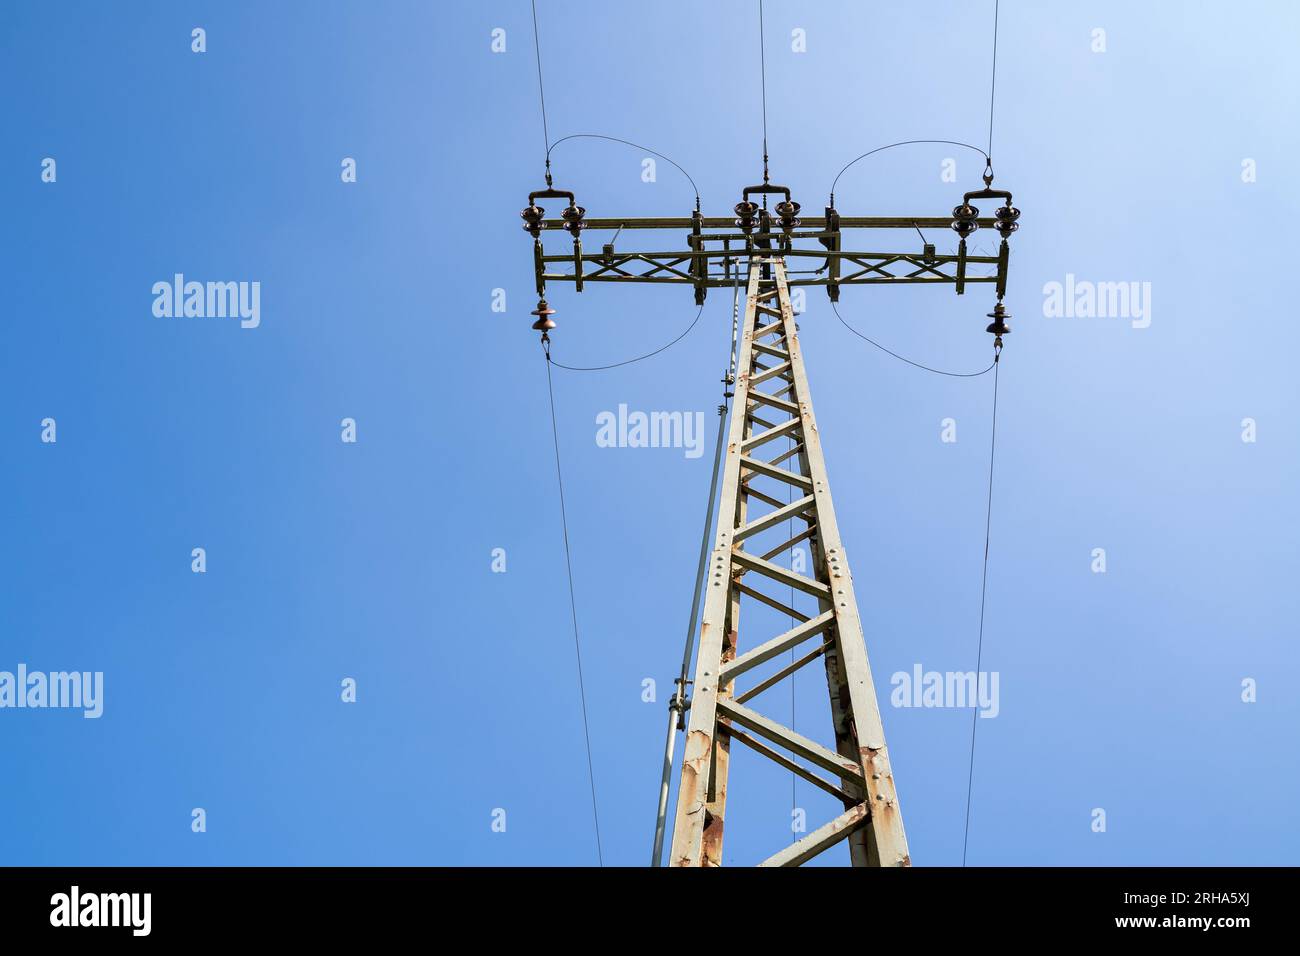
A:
[521, 204, 545, 237]
[994, 204, 1020, 239]
[531, 299, 557, 332]
[985, 302, 1011, 336]
[775, 200, 801, 234]
[951, 203, 979, 238]
[734, 200, 759, 233]
[560, 204, 586, 238]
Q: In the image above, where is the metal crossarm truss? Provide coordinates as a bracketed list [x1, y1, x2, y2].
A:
[531, 215, 1008, 300]
[669, 257, 909, 867]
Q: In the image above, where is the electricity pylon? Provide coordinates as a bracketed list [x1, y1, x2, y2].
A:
[521, 176, 1019, 866]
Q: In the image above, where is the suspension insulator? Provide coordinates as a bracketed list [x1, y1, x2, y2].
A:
[951, 203, 979, 239]
[521, 204, 545, 238]
[531, 298, 557, 332]
[775, 199, 801, 235]
[561, 203, 586, 238]
[985, 301, 1011, 336]
[734, 201, 759, 234]
[994, 204, 1021, 239]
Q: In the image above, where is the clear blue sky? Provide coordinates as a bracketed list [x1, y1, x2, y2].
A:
[2, 0, 1297, 866]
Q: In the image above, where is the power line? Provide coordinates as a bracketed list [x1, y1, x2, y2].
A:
[531, 0, 602, 865]
[829, 140, 989, 205]
[546, 134, 701, 208]
[962, 356, 1000, 866]
[987, 0, 1001, 161]
[547, 304, 704, 372]
[830, 301, 995, 378]
[963, 0, 1006, 866]
[758, 0, 769, 180]
[529, 0, 550, 167]
[542, 349, 605, 866]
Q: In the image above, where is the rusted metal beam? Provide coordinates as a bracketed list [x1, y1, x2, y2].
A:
[758, 804, 871, 868]
[719, 609, 835, 682]
[668, 262, 764, 868]
[715, 697, 864, 783]
[722, 727, 857, 804]
[734, 639, 833, 706]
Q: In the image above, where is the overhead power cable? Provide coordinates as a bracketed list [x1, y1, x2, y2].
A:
[530, 0, 550, 166]
[531, 0, 603, 867]
[829, 140, 989, 205]
[962, 355, 1001, 866]
[830, 302, 995, 378]
[546, 134, 701, 210]
[547, 305, 704, 372]
[541, 352, 605, 866]
[965, 0, 1006, 866]
[987, 0, 1001, 162]
[758, 0, 770, 180]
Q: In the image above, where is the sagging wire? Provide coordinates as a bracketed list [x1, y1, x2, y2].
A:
[964, 0, 1005, 867]
[962, 353, 1000, 866]
[830, 301, 995, 378]
[530, 0, 550, 168]
[531, 0, 604, 867]
[758, 0, 770, 182]
[546, 305, 704, 372]
[546, 134, 701, 211]
[541, 350, 605, 867]
[829, 140, 991, 207]
[987, 0, 1001, 163]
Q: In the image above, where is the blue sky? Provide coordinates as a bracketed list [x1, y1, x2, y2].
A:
[2, 0, 1297, 866]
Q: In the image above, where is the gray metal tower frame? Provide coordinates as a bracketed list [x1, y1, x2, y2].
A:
[669, 256, 907, 867]
[522, 182, 1018, 866]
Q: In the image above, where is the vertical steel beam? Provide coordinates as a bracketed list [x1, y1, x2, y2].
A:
[669, 261, 762, 867]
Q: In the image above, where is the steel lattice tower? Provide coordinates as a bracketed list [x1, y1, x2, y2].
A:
[522, 175, 1018, 866]
[668, 256, 908, 866]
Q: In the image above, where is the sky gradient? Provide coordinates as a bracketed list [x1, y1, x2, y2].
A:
[2, 0, 1297, 866]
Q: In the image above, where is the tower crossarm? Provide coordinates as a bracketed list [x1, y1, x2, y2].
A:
[529, 214, 1009, 302]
